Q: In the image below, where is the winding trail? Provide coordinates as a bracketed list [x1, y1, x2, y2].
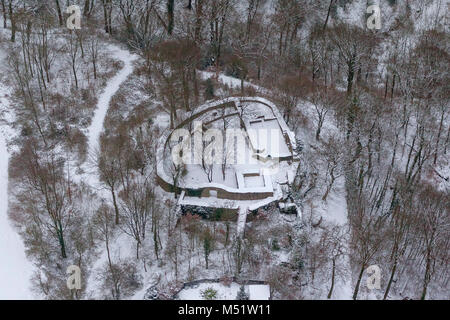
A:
[84, 45, 137, 193]
[87, 46, 137, 157]
[83, 45, 137, 297]
[0, 48, 33, 299]
[0, 43, 136, 299]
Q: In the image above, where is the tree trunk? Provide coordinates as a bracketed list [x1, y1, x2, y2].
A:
[390, 74, 396, 100]
[83, 0, 91, 17]
[57, 223, 67, 259]
[323, 0, 334, 31]
[444, 125, 450, 155]
[136, 241, 140, 260]
[72, 63, 78, 89]
[384, 74, 389, 99]
[93, 57, 97, 80]
[102, 0, 110, 33]
[182, 72, 190, 111]
[421, 251, 432, 300]
[383, 259, 397, 300]
[107, 0, 113, 34]
[111, 190, 120, 225]
[106, 234, 120, 299]
[194, 0, 203, 44]
[1, 0, 6, 28]
[327, 257, 336, 299]
[352, 264, 365, 300]
[153, 224, 159, 259]
[322, 173, 335, 201]
[315, 122, 322, 141]
[167, 0, 174, 35]
[8, 0, 15, 42]
[193, 68, 199, 105]
[54, 0, 64, 26]
[433, 110, 444, 165]
[77, 32, 85, 58]
[346, 56, 355, 95]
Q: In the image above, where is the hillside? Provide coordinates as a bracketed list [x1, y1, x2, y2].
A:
[0, 0, 448, 301]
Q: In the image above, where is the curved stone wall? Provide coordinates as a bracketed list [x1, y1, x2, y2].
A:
[156, 97, 295, 201]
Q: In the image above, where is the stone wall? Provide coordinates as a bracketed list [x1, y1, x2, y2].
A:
[156, 97, 295, 201]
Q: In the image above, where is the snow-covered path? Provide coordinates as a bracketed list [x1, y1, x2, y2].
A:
[0, 48, 34, 299]
[82, 45, 137, 195]
[83, 45, 137, 297]
[87, 46, 137, 156]
[0, 43, 136, 300]
[0, 136, 33, 299]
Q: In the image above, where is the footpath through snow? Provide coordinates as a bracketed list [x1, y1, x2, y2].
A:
[0, 47, 33, 299]
[0, 43, 136, 299]
[83, 45, 137, 297]
[85, 45, 137, 189]
[0, 135, 33, 299]
[87, 45, 137, 158]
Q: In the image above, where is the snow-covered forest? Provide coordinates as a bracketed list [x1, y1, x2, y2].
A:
[0, 0, 448, 300]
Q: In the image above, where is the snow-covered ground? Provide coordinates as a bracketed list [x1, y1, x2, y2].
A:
[317, 177, 353, 300]
[176, 282, 271, 300]
[178, 282, 241, 300]
[248, 284, 271, 300]
[0, 39, 137, 299]
[0, 47, 34, 300]
[0, 137, 33, 300]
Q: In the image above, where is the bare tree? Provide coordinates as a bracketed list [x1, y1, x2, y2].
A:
[8, 0, 16, 42]
[92, 203, 121, 298]
[98, 152, 121, 225]
[202, 227, 214, 269]
[120, 177, 155, 259]
[320, 136, 344, 201]
[208, 0, 232, 67]
[323, 0, 335, 30]
[101, 0, 113, 34]
[54, 0, 63, 26]
[88, 33, 99, 80]
[382, 179, 417, 300]
[348, 189, 387, 300]
[325, 225, 348, 299]
[415, 185, 449, 300]
[308, 86, 342, 141]
[276, 76, 303, 125]
[329, 23, 376, 96]
[167, 0, 174, 35]
[66, 32, 80, 89]
[12, 141, 76, 259]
